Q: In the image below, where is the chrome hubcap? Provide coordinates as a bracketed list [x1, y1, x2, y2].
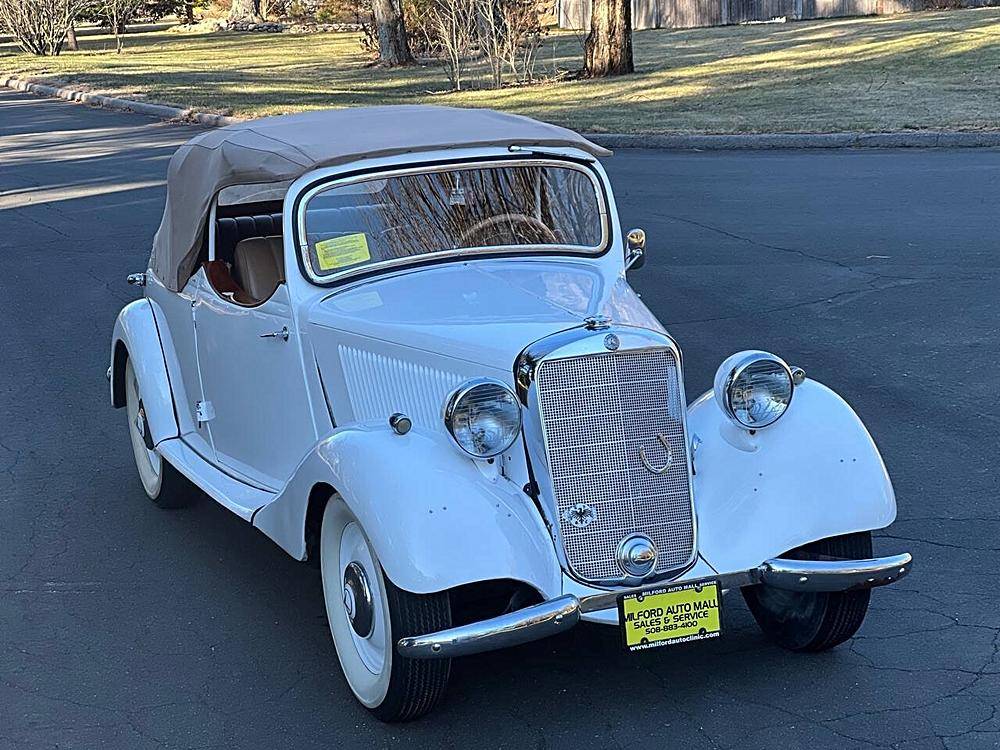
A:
[343, 561, 374, 639]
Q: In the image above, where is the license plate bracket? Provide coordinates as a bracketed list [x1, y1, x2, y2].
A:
[618, 580, 723, 652]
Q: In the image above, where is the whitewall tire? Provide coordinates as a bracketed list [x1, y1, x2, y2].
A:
[320, 499, 451, 721]
[124, 358, 198, 508]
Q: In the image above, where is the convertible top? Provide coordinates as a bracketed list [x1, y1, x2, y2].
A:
[149, 106, 611, 291]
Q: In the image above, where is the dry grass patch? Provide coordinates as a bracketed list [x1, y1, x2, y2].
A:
[2, 7, 999, 133]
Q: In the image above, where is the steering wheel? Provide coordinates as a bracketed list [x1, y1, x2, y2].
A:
[458, 213, 558, 247]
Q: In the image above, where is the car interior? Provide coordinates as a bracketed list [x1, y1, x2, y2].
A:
[202, 199, 285, 306]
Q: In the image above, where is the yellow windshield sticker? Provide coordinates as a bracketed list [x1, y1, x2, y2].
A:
[315, 233, 371, 271]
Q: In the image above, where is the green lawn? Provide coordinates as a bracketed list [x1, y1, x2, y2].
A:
[2, 7, 999, 133]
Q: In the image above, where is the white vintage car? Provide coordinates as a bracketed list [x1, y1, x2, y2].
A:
[110, 106, 912, 721]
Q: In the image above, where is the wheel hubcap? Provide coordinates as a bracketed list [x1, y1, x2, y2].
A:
[134, 402, 155, 451]
[343, 561, 374, 639]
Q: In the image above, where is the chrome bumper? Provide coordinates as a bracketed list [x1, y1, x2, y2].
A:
[397, 553, 912, 659]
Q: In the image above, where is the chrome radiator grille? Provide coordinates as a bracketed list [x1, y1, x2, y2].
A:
[536, 347, 695, 583]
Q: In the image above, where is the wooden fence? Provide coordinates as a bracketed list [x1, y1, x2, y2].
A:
[558, 0, 997, 30]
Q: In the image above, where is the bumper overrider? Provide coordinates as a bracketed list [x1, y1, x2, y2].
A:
[397, 553, 912, 659]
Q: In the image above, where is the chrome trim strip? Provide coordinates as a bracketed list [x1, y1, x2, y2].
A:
[514, 323, 682, 405]
[397, 553, 913, 659]
[296, 158, 610, 286]
[514, 324, 594, 405]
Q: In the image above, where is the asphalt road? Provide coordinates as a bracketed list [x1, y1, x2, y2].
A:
[1, 88, 998, 750]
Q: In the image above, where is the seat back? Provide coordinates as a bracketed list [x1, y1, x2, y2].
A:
[233, 236, 284, 303]
[216, 213, 283, 263]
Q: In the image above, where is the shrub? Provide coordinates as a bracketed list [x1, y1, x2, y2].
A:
[413, 0, 547, 90]
[0, 0, 92, 55]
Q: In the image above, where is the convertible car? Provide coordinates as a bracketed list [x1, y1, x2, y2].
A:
[110, 106, 912, 721]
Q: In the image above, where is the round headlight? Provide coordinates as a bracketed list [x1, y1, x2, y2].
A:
[714, 351, 794, 429]
[444, 379, 522, 458]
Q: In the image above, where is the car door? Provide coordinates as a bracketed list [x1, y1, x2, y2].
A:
[193, 283, 317, 490]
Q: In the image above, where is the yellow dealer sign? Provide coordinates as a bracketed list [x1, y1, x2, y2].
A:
[618, 581, 722, 652]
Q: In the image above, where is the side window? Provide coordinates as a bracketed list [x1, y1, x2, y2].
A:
[204, 197, 285, 306]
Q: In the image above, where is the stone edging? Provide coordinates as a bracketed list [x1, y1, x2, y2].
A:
[1, 74, 239, 127]
[590, 131, 1000, 150]
[5, 74, 1000, 149]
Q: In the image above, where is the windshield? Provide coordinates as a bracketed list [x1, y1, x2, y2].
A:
[299, 160, 607, 282]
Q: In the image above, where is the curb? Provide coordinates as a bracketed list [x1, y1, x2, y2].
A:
[1, 74, 240, 127]
[589, 131, 1000, 150]
[5, 74, 1000, 149]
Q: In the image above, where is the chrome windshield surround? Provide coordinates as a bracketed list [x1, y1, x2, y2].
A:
[296, 158, 610, 286]
[515, 325, 699, 588]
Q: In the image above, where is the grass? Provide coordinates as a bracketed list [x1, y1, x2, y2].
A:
[2, 7, 999, 133]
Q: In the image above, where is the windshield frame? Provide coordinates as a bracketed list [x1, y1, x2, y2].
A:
[294, 156, 611, 286]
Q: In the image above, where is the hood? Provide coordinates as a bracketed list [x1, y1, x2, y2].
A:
[307, 259, 664, 370]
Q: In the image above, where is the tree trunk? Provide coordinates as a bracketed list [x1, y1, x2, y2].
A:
[372, 0, 413, 66]
[65, 22, 78, 51]
[185, 0, 195, 23]
[584, 0, 634, 77]
[113, 9, 125, 53]
[229, 0, 262, 22]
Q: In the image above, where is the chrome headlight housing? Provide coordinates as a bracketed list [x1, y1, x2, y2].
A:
[714, 351, 795, 429]
[444, 378, 522, 458]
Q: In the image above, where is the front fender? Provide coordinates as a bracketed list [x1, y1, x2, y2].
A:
[110, 299, 178, 447]
[253, 427, 562, 598]
[689, 379, 896, 574]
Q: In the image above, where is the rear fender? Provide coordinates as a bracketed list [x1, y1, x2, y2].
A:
[253, 426, 562, 598]
[689, 379, 896, 574]
[110, 299, 179, 447]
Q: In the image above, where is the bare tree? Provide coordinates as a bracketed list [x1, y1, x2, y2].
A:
[93, 0, 145, 51]
[0, 0, 93, 55]
[421, 0, 475, 88]
[584, 0, 633, 77]
[478, 0, 544, 88]
[421, 0, 545, 91]
[372, 0, 412, 65]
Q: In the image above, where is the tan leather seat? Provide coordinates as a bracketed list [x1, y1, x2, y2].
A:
[233, 236, 284, 303]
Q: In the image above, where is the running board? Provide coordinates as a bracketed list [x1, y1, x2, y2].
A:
[157, 438, 275, 520]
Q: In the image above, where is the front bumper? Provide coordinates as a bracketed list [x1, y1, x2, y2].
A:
[397, 552, 912, 659]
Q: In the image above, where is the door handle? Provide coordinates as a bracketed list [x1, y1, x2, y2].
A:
[259, 326, 290, 342]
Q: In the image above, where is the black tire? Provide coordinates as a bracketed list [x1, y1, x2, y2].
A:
[371, 579, 452, 723]
[743, 531, 873, 652]
[148, 461, 201, 509]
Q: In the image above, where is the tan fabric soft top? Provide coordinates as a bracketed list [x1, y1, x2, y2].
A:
[149, 105, 612, 291]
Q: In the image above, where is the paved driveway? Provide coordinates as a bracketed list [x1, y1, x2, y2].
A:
[1, 89, 998, 749]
